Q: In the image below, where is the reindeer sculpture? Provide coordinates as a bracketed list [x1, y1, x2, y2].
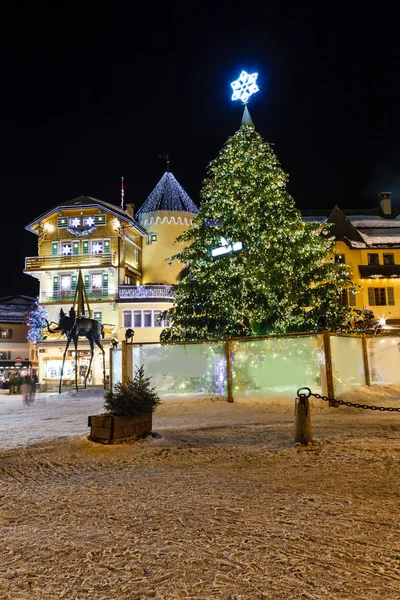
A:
[47, 307, 106, 393]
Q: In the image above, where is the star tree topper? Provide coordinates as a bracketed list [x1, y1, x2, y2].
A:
[231, 71, 259, 104]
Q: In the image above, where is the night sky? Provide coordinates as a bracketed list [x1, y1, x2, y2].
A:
[2, 4, 400, 298]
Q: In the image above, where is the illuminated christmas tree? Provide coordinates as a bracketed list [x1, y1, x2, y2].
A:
[161, 123, 355, 341]
[26, 299, 48, 344]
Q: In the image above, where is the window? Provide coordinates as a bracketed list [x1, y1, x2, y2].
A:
[134, 311, 142, 327]
[123, 310, 132, 328]
[147, 233, 157, 245]
[92, 241, 103, 254]
[144, 310, 152, 327]
[153, 310, 162, 326]
[72, 241, 80, 255]
[368, 253, 379, 265]
[124, 275, 132, 285]
[368, 287, 395, 306]
[61, 242, 72, 256]
[383, 253, 395, 265]
[51, 241, 59, 256]
[60, 275, 72, 292]
[335, 254, 346, 264]
[0, 329, 12, 339]
[339, 289, 357, 307]
[91, 273, 103, 289]
[0, 350, 11, 359]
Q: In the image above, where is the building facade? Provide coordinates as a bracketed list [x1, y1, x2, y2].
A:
[304, 192, 400, 328]
[0, 295, 37, 384]
[24, 172, 198, 387]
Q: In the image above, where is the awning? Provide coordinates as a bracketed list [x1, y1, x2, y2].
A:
[0, 361, 32, 368]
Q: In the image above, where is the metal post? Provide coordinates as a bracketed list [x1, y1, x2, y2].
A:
[294, 389, 313, 445]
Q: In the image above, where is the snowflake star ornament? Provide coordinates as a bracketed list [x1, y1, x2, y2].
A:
[231, 71, 259, 104]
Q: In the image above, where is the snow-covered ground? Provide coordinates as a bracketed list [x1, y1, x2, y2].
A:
[2, 385, 400, 599]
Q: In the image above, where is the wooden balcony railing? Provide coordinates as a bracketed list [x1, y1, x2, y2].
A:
[25, 252, 117, 271]
[40, 290, 117, 303]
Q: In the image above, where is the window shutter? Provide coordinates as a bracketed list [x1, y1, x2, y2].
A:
[349, 289, 356, 307]
[51, 242, 58, 256]
[387, 287, 395, 305]
[72, 241, 80, 255]
[84, 274, 90, 290]
[135, 248, 139, 264]
[71, 274, 77, 298]
[368, 288, 375, 306]
[102, 273, 108, 298]
[57, 217, 67, 228]
[53, 275, 59, 300]
[95, 214, 106, 226]
[93, 310, 102, 324]
[103, 239, 111, 253]
[82, 240, 89, 254]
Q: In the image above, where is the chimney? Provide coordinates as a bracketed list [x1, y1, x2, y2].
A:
[379, 191, 392, 216]
[126, 203, 135, 217]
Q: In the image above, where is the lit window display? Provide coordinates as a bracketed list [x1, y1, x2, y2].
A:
[62, 243, 72, 255]
[92, 241, 103, 254]
[92, 274, 102, 289]
[45, 360, 74, 379]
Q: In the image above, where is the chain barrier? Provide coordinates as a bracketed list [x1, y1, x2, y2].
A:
[296, 387, 400, 413]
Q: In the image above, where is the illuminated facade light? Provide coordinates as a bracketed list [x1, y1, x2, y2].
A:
[231, 71, 259, 104]
[71, 218, 81, 228]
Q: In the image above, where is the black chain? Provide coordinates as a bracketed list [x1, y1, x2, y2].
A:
[296, 387, 400, 413]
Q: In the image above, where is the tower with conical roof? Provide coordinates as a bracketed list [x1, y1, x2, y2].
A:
[137, 171, 199, 285]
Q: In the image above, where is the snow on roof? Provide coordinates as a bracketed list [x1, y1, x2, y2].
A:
[348, 216, 400, 228]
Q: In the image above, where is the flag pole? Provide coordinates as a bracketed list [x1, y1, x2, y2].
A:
[121, 176, 124, 209]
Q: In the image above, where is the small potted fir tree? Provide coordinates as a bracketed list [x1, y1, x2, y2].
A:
[88, 365, 160, 444]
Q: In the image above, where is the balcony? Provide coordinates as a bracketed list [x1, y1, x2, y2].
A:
[24, 252, 117, 272]
[40, 290, 117, 303]
[118, 284, 175, 301]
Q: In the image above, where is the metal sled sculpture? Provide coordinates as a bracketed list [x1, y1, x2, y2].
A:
[46, 270, 106, 393]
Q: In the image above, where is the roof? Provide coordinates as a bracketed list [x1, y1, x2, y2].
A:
[136, 172, 199, 217]
[0, 295, 36, 324]
[303, 204, 400, 248]
[25, 195, 147, 236]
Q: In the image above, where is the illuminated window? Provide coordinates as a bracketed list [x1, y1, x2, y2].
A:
[335, 254, 345, 264]
[0, 350, 11, 359]
[83, 216, 95, 227]
[147, 233, 157, 245]
[60, 275, 71, 291]
[92, 241, 103, 254]
[69, 217, 81, 228]
[0, 329, 12, 339]
[124, 275, 132, 285]
[62, 243, 72, 255]
[91, 274, 102, 289]
[93, 310, 102, 324]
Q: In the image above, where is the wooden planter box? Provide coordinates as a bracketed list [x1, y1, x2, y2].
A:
[88, 413, 152, 444]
